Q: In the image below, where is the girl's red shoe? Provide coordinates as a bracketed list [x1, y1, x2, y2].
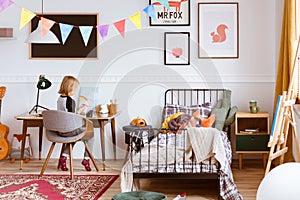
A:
[59, 156, 68, 171]
[81, 159, 91, 171]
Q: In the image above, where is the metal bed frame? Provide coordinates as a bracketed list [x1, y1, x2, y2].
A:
[128, 89, 230, 199]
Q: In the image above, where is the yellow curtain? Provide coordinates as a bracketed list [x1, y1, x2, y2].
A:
[274, 0, 297, 163]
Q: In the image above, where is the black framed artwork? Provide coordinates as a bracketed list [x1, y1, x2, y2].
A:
[29, 13, 98, 60]
[149, 0, 190, 26]
[164, 32, 190, 65]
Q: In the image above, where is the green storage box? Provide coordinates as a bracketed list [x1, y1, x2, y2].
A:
[112, 190, 167, 200]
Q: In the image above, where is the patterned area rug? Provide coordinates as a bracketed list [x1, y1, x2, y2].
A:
[0, 174, 118, 200]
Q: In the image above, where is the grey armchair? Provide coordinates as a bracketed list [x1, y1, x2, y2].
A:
[40, 110, 99, 179]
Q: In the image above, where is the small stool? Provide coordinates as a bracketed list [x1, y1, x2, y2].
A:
[122, 125, 153, 161]
[112, 190, 167, 200]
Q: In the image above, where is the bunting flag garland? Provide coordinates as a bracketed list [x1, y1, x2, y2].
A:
[143, 4, 156, 20]
[97, 24, 109, 40]
[129, 12, 141, 30]
[19, 8, 36, 30]
[0, 0, 13, 12]
[2, 0, 171, 44]
[79, 26, 93, 46]
[113, 19, 125, 38]
[41, 17, 56, 36]
[156, 0, 170, 10]
[59, 23, 74, 44]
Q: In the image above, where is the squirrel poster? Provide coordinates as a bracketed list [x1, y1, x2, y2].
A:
[210, 24, 228, 43]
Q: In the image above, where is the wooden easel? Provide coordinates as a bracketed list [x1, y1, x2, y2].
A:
[265, 39, 300, 175]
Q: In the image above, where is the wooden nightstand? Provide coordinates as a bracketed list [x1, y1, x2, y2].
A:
[235, 111, 270, 170]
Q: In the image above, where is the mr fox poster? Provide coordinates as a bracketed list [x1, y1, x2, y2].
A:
[150, 0, 190, 26]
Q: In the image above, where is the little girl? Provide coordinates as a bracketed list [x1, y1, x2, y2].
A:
[57, 75, 94, 171]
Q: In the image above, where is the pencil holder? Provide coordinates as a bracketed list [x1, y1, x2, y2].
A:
[108, 104, 117, 114]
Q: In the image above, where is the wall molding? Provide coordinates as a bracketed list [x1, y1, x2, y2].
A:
[0, 74, 275, 84]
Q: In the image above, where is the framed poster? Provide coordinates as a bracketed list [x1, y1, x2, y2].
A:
[198, 3, 239, 58]
[29, 13, 98, 60]
[77, 86, 101, 111]
[149, 0, 190, 26]
[164, 32, 190, 65]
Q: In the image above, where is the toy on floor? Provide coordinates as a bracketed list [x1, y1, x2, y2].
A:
[173, 192, 186, 200]
[9, 134, 32, 163]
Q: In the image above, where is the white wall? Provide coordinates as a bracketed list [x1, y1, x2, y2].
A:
[0, 0, 281, 160]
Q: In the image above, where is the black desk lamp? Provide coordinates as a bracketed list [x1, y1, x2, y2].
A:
[29, 74, 52, 114]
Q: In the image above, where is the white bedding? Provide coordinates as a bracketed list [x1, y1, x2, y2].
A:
[121, 127, 226, 190]
[186, 127, 226, 169]
[130, 127, 224, 167]
[120, 127, 243, 200]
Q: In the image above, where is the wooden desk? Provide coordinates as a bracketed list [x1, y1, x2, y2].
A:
[88, 112, 119, 171]
[15, 112, 119, 171]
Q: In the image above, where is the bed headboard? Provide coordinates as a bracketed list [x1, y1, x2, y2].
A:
[164, 88, 226, 107]
[162, 88, 233, 137]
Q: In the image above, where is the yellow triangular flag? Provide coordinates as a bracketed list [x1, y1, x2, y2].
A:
[129, 12, 141, 30]
[19, 8, 36, 30]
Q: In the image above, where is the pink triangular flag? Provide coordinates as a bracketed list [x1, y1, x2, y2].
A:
[113, 19, 125, 38]
[41, 17, 56, 36]
[97, 24, 109, 40]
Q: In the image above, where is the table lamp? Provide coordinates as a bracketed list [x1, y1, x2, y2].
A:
[29, 74, 52, 114]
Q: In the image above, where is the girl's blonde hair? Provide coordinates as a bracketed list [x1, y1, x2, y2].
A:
[58, 76, 79, 96]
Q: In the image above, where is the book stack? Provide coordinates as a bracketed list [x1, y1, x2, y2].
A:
[240, 128, 260, 134]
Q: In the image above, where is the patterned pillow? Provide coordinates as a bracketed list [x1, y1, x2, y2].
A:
[189, 104, 211, 118]
[161, 103, 212, 125]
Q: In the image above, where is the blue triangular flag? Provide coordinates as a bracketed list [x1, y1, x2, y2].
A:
[143, 4, 156, 20]
[59, 23, 74, 45]
[156, 0, 170, 10]
[79, 26, 93, 46]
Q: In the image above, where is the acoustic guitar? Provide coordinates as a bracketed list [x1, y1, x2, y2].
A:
[0, 86, 10, 160]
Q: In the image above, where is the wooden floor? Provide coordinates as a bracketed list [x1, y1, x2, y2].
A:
[0, 158, 265, 200]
